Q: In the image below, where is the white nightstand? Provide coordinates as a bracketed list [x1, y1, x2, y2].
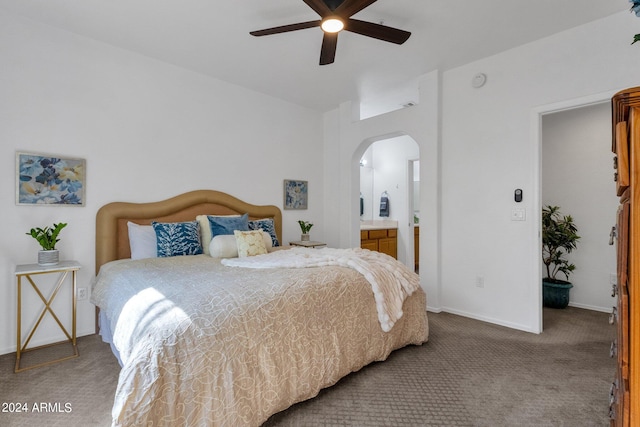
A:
[14, 261, 81, 373]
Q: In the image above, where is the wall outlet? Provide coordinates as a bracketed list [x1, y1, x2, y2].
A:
[476, 276, 485, 288]
[77, 287, 88, 301]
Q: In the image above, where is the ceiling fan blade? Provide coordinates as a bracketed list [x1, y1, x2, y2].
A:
[250, 20, 321, 37]
[303, 0, 332, 17]
[335, 0, 378, 18]
[344, 19, 411, 44]
[319, 32, 338, 65]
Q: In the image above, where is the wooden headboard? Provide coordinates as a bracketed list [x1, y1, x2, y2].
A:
[95, 189, 282, 274]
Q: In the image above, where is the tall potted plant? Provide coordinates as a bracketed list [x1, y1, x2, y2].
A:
[26, 222, 67, 265]
[542, 206, 580, 308]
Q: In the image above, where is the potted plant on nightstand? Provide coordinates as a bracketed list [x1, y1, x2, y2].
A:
[26, 222, 67, 266]
[298, 220, 313, 241]
[542, 206, 580, 308]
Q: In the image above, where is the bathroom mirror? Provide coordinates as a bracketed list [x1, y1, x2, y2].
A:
[359, 154, 374, 221]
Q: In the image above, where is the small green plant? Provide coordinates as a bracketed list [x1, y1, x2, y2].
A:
[298, 220, 313, 234]
[542, 206, 579, 283]
[26, 222, 67, 250]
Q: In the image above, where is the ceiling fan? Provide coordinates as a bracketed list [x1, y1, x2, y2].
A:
[250, 0, 411, 65]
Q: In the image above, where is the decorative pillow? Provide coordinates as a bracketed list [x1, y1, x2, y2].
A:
[209, 235, 240, 258]
[234, 230, 268, 257]
[249, 218, 280, 247]
[127, 222, 158, 260]
[151, 221, 203, 257]
[208, 213, 249, 238]
[210, 232, 272, 258]
[196, 214, 240, 255]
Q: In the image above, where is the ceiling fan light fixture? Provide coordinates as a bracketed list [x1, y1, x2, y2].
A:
[321, 17, 344, 33]
[250, 0, 412, 65]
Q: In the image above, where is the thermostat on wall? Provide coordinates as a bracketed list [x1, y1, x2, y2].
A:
[514, 189, 523, 202]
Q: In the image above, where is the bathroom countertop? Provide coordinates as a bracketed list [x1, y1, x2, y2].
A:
[360, 220, 398, 231]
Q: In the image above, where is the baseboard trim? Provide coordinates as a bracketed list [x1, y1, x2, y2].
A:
[0, 329, 96, 357]
[440, 307, 538, 334]
[568, 302, 612, 313]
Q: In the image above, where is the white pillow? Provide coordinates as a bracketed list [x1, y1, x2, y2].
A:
[196, 214, 241, 256]
[209, 235, 239, 258]
[209, 231, 272, 258]
[127, 221, 157, 260]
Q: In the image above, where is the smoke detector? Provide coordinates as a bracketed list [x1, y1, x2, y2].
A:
[472, 73, 487, 88]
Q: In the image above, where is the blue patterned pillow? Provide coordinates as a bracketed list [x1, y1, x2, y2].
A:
[249, 218, 280, 247]
[208, 213, 249, 237]
[151, 221, 203, 257]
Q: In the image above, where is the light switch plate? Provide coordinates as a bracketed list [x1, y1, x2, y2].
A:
[511, 208, 526, 221]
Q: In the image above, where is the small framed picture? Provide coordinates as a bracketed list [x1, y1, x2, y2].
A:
[16, 152, 86, 206]
[283, 179, 308, 210]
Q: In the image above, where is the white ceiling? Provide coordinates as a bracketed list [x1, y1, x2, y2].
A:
[0, 0, 630, 112]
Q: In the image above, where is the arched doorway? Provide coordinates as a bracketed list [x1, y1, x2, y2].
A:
[358, 135, 420, 271]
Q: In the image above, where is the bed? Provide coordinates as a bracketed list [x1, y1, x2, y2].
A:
[91, 189, 428, 426]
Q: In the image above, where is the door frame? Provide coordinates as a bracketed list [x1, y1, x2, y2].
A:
[531, 89, 616, 333]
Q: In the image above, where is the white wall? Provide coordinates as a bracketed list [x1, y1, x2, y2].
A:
[542, 103, 618, 311]
[0, 10, 324, 355]
[440, 11, 640, 332]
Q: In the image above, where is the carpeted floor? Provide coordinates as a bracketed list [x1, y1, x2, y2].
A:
[0, 307, 615, 426]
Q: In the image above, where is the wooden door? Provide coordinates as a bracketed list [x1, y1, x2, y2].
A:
[628, 106, 640, 424]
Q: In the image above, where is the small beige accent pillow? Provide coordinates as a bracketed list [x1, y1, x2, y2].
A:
[234, 230, 268, 257]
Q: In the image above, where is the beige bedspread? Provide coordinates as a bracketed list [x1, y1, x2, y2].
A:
[222, 247, 421, 332]
[91, 255, 428, 427]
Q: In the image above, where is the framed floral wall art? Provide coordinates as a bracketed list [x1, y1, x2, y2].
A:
[283, 179, 308, 210]
[16, 152, 86, 206]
